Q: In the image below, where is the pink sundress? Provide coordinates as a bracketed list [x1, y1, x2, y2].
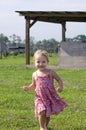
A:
[34, 72, 68, 117]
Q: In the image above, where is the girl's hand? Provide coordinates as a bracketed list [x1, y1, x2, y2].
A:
[21, 86, 29, 91]
[57, 87, 63, 93]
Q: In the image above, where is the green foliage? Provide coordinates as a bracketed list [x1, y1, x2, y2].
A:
[1, 33, 86, 59]
[66, 34, 86, 42]
[0, 55, 86, 130]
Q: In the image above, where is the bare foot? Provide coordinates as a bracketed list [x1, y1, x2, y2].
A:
[40, 128, 45, 130]
[40, 127, 48, 130]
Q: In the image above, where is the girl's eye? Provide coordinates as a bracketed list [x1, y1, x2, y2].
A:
[37, 61, 40, 63]
[42, 61, 46, 63]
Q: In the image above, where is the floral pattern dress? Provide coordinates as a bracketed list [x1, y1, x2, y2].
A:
[34, 72, 68, 117]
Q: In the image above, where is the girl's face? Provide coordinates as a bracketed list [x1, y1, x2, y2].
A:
[34, 54, 48, 71]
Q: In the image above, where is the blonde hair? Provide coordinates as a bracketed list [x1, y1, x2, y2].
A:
[33, 50, 49, 62]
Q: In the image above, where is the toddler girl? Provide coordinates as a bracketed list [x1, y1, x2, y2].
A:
[22, 50, 68, 130]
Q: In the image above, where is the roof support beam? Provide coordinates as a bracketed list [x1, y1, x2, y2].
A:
[62, 22, 66, 42]
[25, 16, 30, 65]
[30, 20, 37, 28]
[29, 17, 38, 28]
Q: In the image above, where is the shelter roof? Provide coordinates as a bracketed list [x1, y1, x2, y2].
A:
[16, 11, 86, 23]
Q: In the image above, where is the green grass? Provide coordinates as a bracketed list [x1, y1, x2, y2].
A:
[0, 54, 86, 130]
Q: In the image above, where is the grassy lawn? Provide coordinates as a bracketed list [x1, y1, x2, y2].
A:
[0, 54, 86, 130]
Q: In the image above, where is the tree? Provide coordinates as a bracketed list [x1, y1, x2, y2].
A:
[30, 36, 35, 54]
[66, 34, 86, 42]
[73, 35, 86, 42]
[0, 33, 9, 58]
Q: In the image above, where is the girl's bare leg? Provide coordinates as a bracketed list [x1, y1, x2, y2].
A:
[38, 110, 46, 130]
[45, 117, 50, 130]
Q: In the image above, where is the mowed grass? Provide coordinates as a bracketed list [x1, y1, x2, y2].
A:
[0, 54, 86, 130]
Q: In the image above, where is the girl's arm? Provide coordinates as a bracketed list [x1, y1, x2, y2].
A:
[52, 70, 63, 92]
[22, 73, 36, 91]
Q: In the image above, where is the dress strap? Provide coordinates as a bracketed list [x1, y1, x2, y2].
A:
[47, 69, 52, 78]
[36, 71, 38, 76]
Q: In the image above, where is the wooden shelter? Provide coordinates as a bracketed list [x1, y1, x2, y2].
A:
[16, 11, 86, 65]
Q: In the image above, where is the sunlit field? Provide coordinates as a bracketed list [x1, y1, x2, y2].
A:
[0, 54, 86, 130]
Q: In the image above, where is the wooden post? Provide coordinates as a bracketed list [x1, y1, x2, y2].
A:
[62, 22, 66, 42]
[25, 16, 30, 65]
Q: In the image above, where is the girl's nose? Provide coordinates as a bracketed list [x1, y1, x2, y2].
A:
[40, 62, 43, 65]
